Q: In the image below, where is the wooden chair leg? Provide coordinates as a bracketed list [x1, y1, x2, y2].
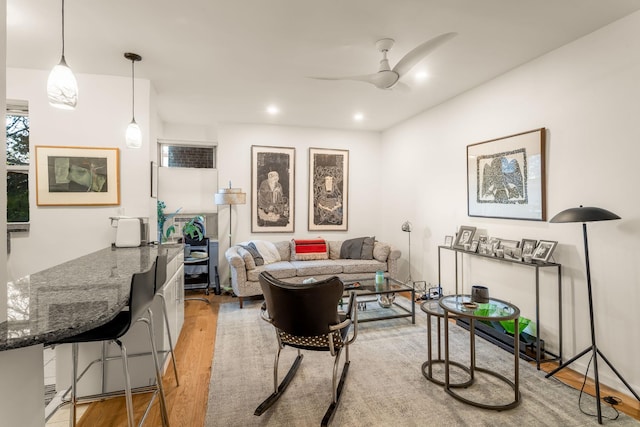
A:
[239, 297, 244, 309]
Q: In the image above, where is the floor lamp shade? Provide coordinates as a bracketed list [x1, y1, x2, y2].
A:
[550, 206, 620, 223]
[214, 188, 246, 206]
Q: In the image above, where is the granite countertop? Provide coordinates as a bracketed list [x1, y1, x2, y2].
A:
[0, 243, 183, 351]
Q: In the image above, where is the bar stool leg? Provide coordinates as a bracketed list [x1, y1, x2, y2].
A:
[69, 343, 78, 427]
[142, 308, 170, 426]
[115, 339, 135, 427]
[157, 292, 180, 386]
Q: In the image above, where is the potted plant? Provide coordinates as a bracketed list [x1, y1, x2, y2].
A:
[182, 215, 205, 242]
[157, 200, 181, 243]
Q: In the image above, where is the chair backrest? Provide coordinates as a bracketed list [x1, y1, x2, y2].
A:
[154, 253, 168, 293]
[259, 272, 343, 337]
[130, 261, 157, 322]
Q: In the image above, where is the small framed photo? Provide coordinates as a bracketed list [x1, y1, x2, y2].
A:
[498, 239, 519, 250]
[444, 235, 453, 248]
[532, 240, 558, 262]
[503, 247, 522, 261]
[478, 242, 494, 256]
[478, 235, 488, 244]
[470, 240, 479, 253]
[453, 226, 477, 249]
[520, 239, 538, 256]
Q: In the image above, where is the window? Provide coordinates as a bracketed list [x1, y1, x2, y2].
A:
[159, 141, 216, 169]
[6, 100, 30, 225]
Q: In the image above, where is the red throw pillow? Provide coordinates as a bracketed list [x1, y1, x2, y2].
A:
[291, 239, 328, 261]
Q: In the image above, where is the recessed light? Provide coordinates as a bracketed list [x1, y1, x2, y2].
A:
[266, 105, 280, 115]
[353, 112, 364, 121]
[415, 70, 429, 81]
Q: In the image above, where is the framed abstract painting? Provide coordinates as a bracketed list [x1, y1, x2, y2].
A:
[35, 145, 120, 206]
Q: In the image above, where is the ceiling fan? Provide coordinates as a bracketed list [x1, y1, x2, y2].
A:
[310, 32, 457, 90]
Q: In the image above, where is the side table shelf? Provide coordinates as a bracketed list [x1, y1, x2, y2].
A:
[437, 245, 562, 369]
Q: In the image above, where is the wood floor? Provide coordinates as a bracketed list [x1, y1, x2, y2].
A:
[75, 292, 640, 426]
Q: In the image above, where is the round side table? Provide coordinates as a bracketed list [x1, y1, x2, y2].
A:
[439, 294, 522, 410]
[420, 300, 472, 387]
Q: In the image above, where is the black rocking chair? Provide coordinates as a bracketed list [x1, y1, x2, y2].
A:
[255, 272, 357, 426]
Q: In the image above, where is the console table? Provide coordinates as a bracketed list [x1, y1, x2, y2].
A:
[437, 245, 562, 369]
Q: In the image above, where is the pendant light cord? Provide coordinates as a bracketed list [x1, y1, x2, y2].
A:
[61, 0, 66, 58]
[131, 59, 136, 121]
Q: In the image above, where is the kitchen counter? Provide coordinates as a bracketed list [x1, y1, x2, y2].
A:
[0, 243, 183, 351]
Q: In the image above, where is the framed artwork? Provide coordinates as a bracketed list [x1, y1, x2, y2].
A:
[520, 239, 538, 256]
[503, 247, 522, 261]
[478, 242, 494, 256]
[308, 148, 349, 231]
[532, 240, 558, 262]
[467, 128, 546, 221]
[453, 226, 476, 249]
[251, 145, 295, 233]
[35, 145, 120, 206]
[444, 235, 453, 247]
[150, 161, 158, 198]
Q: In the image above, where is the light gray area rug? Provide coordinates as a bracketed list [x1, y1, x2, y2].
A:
[206, 299, 638, 426]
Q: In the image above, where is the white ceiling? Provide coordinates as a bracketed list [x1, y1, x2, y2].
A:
[7, 0, 640, 134]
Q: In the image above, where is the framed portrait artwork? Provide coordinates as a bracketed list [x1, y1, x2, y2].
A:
[467, 128, 546, 221]
[35, 145, 120, 206]
[532, 240, 558, 262]
[520, 239, 538, 256]
[453, 226, 476, 249]
[251, 145, 295, 233]
[308, 148, 349, 231]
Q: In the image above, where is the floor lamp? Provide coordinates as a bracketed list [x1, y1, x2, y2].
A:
[214, 183, 246, 285]
[545, 205, 640, 424]
[401, 221, 412, 285]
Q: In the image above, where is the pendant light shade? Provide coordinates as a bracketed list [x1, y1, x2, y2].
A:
[48, 0, 78, 109]
[124, 52, 142, 148]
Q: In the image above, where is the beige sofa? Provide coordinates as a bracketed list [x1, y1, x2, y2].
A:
[225, 239, 401, 307]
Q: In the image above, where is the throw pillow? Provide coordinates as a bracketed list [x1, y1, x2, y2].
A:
[239, 243, 264, 266]
[327, 240, 342, 260]
[361, 236, 375, 260]
[237, 247, 256, 270]
[291, 239, 328, 261]
[373, 241, 391, 262]
[340, 237, 366, 259]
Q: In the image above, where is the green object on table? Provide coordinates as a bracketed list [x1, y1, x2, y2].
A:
[500, 317, 531, 335]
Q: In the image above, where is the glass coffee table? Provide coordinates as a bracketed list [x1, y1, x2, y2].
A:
[342, 276, 415, 324]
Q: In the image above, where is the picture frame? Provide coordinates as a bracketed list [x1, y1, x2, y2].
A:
[453, 226, 476, 249]
[251, 145, 295, 233]
[498, 239, 520, 250]
[467, 128, 546, 221]
[532, 240, 558, 262]
[520, 239, 538, 256]
[478, 242, 494, 256]
[150, 161, 158, 198]
[35, 145, 120, 206]
[503, 247, 522, 261]
[444, 235, 453, 247]
[470, 240, 479, 253]
[308, 148, 349, 231]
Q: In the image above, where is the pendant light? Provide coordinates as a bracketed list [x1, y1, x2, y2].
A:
[47, 0, 78, 109]
[124, 52, 142, 148]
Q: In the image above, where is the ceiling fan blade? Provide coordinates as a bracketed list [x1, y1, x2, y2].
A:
[392, 32, 457, 78]
[390, 81, 411, 92]
[309, 71, 399, 89]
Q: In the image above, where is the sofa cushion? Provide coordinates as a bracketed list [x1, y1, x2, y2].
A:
[327, 240, 342, 260]
[290, 260, 342, 276]
[246, 261, 297, 282]
[373, 241, 391, 262]
[290, 239, 328, 261]
[339, 259, 386, 274]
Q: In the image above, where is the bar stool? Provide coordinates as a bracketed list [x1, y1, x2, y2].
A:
[55, 262, 170, 427]
[421, 299, 472, 388]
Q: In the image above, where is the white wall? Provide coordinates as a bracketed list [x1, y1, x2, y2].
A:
[6, 68, 155, 278]
[381, 11, 640, 394]
[216, 123, 381, 280]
